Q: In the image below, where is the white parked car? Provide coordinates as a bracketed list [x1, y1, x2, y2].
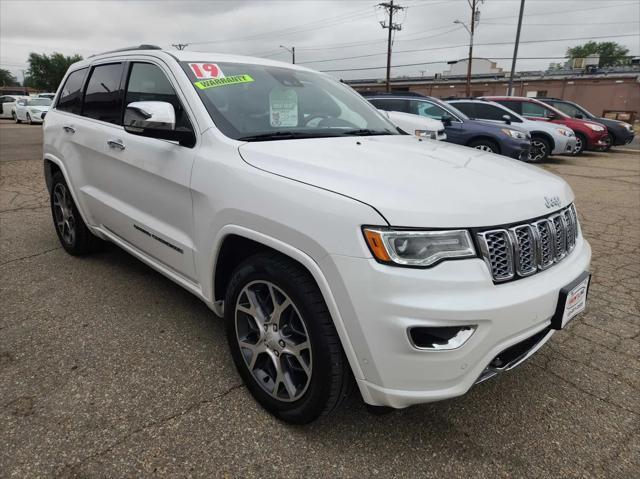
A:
[37, 92, 56, 100]
[43, 46, 591, 424]
[378, 109, 446, 140]
[449, 99, 578, 162]
[14, 97, 52, 124]
[0, 95, 29, 119]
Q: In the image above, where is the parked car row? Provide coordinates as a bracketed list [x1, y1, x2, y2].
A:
[0, 94, 53, 123]
[359, 91, 635, 162]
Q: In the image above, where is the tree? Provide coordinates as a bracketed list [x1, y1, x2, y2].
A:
[24, 52, 83, 91]
[566, 41, 630, 67]
[0, 68, 19, 87]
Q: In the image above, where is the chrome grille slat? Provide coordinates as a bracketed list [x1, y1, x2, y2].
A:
[477, 205, 580, 283]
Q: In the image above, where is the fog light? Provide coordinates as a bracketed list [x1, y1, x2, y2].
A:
[408, 325, 475, 350]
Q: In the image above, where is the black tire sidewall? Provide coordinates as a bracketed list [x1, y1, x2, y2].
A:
[224, 255, 339, 424]
[575, 133, 587, 155]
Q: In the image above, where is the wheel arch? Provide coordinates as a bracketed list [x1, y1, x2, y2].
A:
[466, 135, 501, 153]
[530, 131, 555, 151]
[209, 225, 366, 385]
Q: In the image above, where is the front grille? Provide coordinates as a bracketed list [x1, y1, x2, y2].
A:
[477, 205, 579, 283]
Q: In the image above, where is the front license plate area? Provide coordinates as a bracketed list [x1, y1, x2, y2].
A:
[551, 272, 591, 330]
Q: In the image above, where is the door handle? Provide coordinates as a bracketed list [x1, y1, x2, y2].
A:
[62, 125, 75, 133]
[107, 139, 126, 150]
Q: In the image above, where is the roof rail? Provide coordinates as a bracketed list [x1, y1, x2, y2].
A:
[90, 44, 162, 57]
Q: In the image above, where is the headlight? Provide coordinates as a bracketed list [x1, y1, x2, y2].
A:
[363, 228, 476, 267]
[501, 128, 528, 140]
[414, 129, 436, 139]
[586, 123, 605, 132]
[620, 122, 633, 132]
[557, 128, 574, 137]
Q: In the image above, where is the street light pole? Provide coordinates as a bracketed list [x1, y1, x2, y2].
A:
[508, 0, 526, 96]
[280, 45, 295, 64]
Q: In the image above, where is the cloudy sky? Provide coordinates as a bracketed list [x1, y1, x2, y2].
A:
[1, 0, 638, 82]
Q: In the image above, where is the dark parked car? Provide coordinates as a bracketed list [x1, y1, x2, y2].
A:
[361, 92, 531, 161]
[538, 98, 635, 150]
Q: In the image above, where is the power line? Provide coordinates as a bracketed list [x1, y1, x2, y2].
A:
[300, 33, 639, 65]
[319, 54, 639, 73]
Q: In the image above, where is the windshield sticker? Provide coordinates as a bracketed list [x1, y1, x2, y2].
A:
[269, 88, 298, 127]
[194, 75, 255, 90]
[189, 63, 225, 79]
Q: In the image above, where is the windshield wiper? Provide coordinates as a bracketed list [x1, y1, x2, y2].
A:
[339, 129, 393, 136]
[237, 131, 329, 142]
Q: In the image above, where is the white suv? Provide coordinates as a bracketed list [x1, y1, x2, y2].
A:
[43, 46, 592, 424]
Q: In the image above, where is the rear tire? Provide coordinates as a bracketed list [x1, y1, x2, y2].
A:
[528, 136, 551, 163]
[573, 133, 587, 155]
[50, 171, 104, 255]
[469, 138, 499, 154]
[224, 252, 352, 424]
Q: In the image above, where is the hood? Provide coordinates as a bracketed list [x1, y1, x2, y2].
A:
[238, 135, 573, 227]
[380, 110, 444, 132]
[560, 117, 606, 131]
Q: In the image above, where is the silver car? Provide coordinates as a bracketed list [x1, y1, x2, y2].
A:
[449, 99, 577, 162]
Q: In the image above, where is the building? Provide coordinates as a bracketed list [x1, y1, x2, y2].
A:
[349, 65, 640, 122]
[443, 58, 503, 76]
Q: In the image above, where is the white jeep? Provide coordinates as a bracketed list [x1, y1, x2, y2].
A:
[43, 46, 592, 424]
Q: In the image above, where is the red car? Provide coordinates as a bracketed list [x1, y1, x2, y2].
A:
[483, 96, 609, 154]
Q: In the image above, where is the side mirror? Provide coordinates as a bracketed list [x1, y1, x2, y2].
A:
[124, 101, 195, 147]
[546, 112, 558, 120]
[575, 113, 583, 119]
[502, 114, 512, 125]
[440, 115, 452, 127]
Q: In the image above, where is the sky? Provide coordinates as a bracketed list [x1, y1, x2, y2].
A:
[1, 0, 639, 83]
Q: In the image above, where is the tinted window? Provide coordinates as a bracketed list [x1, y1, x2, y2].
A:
[369, 98, 411, 113]
[57, 68, 87, 114]
[82, 63, 124, 124]
[550, 101, 584, 118]
[412, 100, 451, 120]
[450, 102, 476, 118]
[125, 63, 192, 131]
[522, 101, 554, 118]
[494, 100, 522, 115]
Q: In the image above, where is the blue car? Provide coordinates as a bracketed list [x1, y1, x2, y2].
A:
[362, 92, 531, 160]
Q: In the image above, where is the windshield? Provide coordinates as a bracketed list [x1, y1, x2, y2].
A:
[181, 62, 398, 140]
[27, 98, 52, 107]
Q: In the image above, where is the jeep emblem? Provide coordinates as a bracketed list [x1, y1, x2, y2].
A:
[545, 196, 561, 209]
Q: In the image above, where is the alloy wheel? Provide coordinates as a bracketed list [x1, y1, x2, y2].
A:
[529, 139, 547, 162]
[235, 280, 312, 402]
[475, 144, 494, 152]
[573, 136, 583, 154]
[52, 183, 76, 245]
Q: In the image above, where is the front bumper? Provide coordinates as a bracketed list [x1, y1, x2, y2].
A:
[502, 137, 531, 161]
[585, 129, 609, 151]
[321, 236, 591, 408]
[553, 135, 577, 156]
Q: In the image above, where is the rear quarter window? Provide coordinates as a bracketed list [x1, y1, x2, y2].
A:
[56, 68, 88, 115]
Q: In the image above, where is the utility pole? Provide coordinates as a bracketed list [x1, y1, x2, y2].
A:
[378, 0, 404, 92]
[455, 0, 482, 97]
[172, 43, 189, 51]
[508, 0, 525, 96]
[280, 45, 295, 64]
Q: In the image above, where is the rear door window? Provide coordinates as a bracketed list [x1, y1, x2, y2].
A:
[495, 100, 522, 115]
[82, 63, 125, 124]
[56, 68, 88, 114]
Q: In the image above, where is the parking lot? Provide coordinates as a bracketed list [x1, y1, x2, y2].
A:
[0, 119, 638, 478]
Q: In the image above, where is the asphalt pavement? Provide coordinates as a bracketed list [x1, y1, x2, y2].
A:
[1, 119, 638, 478]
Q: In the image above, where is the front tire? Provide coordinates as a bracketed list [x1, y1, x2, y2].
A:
[50, 171, 103, 255]
[469, 138, 499, 154]
[602, 133, 613, 152]
[13, 112, 21, 124]
[26, 113, 32, 125]
[573, 133, 586, 155]
[224, 252, 352, 424]
[528, 136, 550, 163]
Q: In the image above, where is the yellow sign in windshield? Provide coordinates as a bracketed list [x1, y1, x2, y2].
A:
[194, 75, 254, 90]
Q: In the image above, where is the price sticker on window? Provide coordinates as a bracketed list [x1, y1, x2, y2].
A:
[189, 63, 225, 79]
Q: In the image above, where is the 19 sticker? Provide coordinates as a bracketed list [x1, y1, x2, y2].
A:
[189, 63, 225, 79]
